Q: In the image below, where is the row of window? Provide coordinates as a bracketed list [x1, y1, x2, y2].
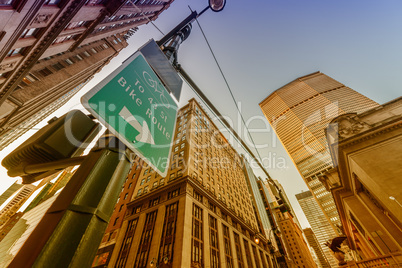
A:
[191, 203, 269, 268]
[116, 201, 179, 267]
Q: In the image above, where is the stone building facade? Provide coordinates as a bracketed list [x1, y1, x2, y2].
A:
[0, 0, 174, 149]
[324, 97, 402, 265]
[95, 99, 275, 268]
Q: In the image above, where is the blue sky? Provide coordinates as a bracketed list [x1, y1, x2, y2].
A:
[0, 0, 401, 228]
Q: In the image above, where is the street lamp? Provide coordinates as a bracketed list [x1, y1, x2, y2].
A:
[209, 0, 226, 12]
[157, 0, 226, 65]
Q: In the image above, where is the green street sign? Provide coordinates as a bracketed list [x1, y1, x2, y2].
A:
[81, 52, 178, 176]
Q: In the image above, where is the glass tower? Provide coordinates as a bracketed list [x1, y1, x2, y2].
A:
[296, 191, 338, 267]
[259, 72, 379, 232]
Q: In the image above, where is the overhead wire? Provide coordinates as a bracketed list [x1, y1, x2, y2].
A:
[193, 16, 269, 176]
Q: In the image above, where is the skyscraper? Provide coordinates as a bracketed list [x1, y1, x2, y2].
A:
[259, 72, 379, 234]
[241, 156, 273, 239]
[96, 99, 275, 268]
[296, 191, 338, 267]
[0, 181, 22, 207]
[303, 228, 330, 268]
[274, 206, 317, 268]
[257, 179, 290, 267]
[0, 0, 174, 150]
[0, 184, 36, 228]
[0, 194, 59, 267]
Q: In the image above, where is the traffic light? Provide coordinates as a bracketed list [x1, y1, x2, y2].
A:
[2, 110, 101, 183]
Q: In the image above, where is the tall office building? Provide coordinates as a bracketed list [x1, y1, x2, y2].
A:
[0, 212, 23, 243]
[0, 184, 36, 228]
[257, 179, 290, 268]
[274, 206, 317, 268]
[296, 191, 338, 267]
[259, 72, 379, 234]
[269, 179, 302, 230]
[0, 0, 174, 150]
[303, 228, 330, 268]
[0, 194, 59, 267]
[0, 181, 22, 207]
[241, 156, 273, 239]
[96, 99, 275, 268]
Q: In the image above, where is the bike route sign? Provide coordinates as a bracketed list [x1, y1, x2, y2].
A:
[81, 52, 178, 176]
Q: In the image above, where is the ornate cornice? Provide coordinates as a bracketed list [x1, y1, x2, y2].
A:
[0, 0, 45, 62]
[0, 0, 86, 108]
[337, 120, 402, 150]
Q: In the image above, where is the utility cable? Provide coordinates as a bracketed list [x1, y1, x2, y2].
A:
[178, 68, 272, 180]
[193, 17, 269, 175]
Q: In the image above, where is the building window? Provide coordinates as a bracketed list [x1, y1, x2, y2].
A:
[53, 35, 74, 44]
[44, 0, 61, 5]
[222, 224, 233, 268]
[64, 58, 74, 65]
[134, 211, 158, 267]
[137, 189, 142, 196]
[74, 54, 83, 61]
[37, 67, 53, 77]
[140, 179, 145, 185]
[123, 193, 128, 200]
[168, 188, 180, 199]
[20, 28, 38, 38]
[133, 205, 141, 214]
[243, 239, 253, 268]
[113, 217, 119, 226]
[152, 181, 158, 189]
[149, 197, 159, 207]
[264, 254, 271, 268]
[209, 215, 220, 268]
[115, 218, 138, 267]
[143, 186, 149, 194]
[21, 74, 37, 86]
[7, 47, 24, 57]
[0, 0, 14, 6]
[52, 62, 65, 71]
[160, 178, 165, 185]
[192, 204, 203, 266]
[252, 245, 261, 268]
[194, 191, 203, 202]
[159, 202, 179, 263]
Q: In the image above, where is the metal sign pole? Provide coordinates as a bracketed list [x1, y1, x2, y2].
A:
[9, 134, 132, 268]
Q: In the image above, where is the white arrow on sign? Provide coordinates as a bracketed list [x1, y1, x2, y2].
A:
[119, 106, 155, 145]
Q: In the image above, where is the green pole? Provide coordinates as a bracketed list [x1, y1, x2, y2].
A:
[9, 135, 132, 268]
